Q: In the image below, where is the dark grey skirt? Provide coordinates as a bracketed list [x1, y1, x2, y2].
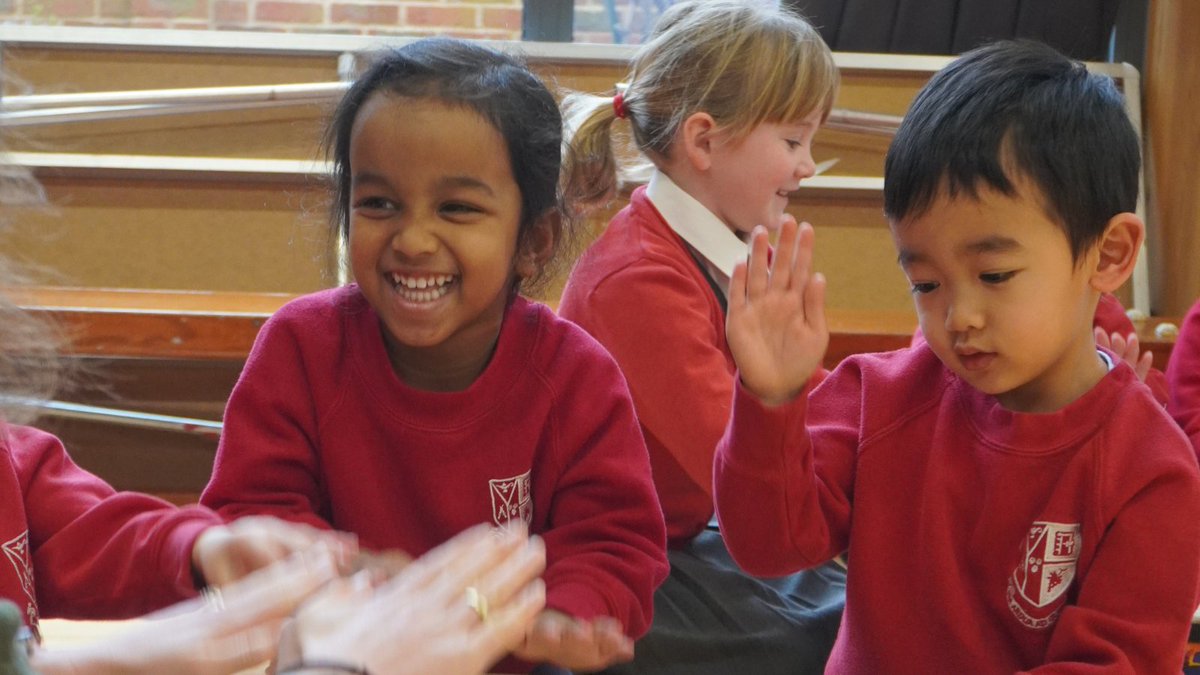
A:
[600, 522, 846, 675]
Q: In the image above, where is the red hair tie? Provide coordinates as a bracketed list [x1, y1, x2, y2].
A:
[612, 92, 628, 120]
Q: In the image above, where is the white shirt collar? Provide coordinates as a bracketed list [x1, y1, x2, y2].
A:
[646, 170, 746, 279]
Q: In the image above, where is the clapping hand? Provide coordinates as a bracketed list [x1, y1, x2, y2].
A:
[514, 609, 634, 672]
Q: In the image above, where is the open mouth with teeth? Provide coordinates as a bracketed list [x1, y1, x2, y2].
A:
[390, 272, 456, 303]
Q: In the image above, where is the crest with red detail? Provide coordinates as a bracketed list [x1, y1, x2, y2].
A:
[489, 470, 532, 526]
[3, 530, 40, 633]
[1007, 521, 1081, 629]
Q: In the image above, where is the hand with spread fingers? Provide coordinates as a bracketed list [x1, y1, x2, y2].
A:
[192, 515, 358, 588]
[28, 545, 343, 675]
[1094, 327, 1154, 382]
[727, 217, 829, 406]
[275, 523, 546, 675]
[512, 609, 634, 672]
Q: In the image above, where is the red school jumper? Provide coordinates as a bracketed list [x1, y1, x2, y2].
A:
[202, 287, 668, 640]
[715, 345, 1200, 673]
[560, 187, 825, 546]
[0, 424, 218, 633]
[1168, 300, 1200, 456]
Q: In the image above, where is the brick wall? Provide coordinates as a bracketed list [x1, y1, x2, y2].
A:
[0, 0, 691, 41]
[0, 0, 526, 39]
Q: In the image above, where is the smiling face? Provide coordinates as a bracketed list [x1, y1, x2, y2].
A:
[347, 94, 525, 390]
[702, 108, 822, 235]
[893, 180, 1107, 412]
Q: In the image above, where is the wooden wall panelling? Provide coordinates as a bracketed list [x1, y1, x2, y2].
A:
[1144, 0, 1200, 315]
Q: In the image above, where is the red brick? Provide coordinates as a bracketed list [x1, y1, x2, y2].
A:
[481, 6, 519, 30]
[97, 0, 129, 17]
[331, 2, 398, 25]
[254, 0, 323, 23]
[212, 0, 246, 22]
[41, 0, 97, 18]
[404, 4, 477, 29]
[441, 28, 507, 40]
[126, 0, 206, 19]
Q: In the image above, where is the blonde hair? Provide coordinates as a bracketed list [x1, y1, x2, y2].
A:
[1, 100, 63, 425]
[561, 0, 838, 210]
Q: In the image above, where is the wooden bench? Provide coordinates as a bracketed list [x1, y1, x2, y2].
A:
[11, 286, 1180, 370]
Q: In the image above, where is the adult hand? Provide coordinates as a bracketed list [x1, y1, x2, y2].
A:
[193, 515, 356, 587]
[1094, 327, 1153, 382]
[31, 545, 341, 675]
[277, 523, 546, 675]
[513, 610, 633, 672]
[727, 218, 828, 405]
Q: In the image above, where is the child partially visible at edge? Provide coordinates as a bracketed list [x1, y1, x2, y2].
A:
[0, 88, 350, 672]
[557, 2, 845, 672]
[714, 40, 1200, 672]
[200, 38, 669, 673]
[1169, 299, 1200, 456]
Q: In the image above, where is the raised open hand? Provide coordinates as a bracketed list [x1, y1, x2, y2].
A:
[726, 218, 827, 405]
[1094, 327, 1153, 382]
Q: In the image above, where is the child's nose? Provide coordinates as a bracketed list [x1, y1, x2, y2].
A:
[795, 148, 816, 180]
[390, 220, 438, 257]
[944, 292, 985, 333]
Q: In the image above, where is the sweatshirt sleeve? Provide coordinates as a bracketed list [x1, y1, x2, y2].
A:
[713, 370, 859, 577]
[1024, 430, 1200, 674]
[200, 308, 332, 530]
[566, 260, 734, 539]
[11, 426, 221, 619]
[536, 348, 668, 639]
[1168, 302, 1200, 457]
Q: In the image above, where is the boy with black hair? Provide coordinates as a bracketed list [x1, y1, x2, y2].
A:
[713, 39, 1200, 672]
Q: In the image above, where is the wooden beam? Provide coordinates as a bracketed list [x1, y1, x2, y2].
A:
[1145, 0, 1200, 315]
[11, 286, 1180, 371]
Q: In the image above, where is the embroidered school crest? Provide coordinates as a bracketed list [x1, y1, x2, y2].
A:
[1007, 521, 1081, 630]
[3, 530, 40, 630]
[489, 471, 532, 526]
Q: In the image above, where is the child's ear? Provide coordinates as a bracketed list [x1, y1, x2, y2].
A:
[680, 112, 719, 172]
[1089, 212, 1145, 293]
[515, 209, 561, 280]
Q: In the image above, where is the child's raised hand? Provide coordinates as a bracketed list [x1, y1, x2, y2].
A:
[1095, 327, 1153, 382]
[727, 217, 828, 405]
[192, 515, 356, 587]
[514, 609, 634, 671]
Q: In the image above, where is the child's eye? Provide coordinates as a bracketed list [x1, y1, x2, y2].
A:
[353, 197, 396, 215]
[441, 202, 483, 218]
[980, 271, 1017, 285]
[910, 281, 939, 295]
[786, 139, 804, 149]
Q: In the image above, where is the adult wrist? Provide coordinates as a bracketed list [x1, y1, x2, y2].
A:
[277, 659, 372, 675]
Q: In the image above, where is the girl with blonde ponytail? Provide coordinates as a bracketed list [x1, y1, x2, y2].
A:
[558, 2, 845, 673]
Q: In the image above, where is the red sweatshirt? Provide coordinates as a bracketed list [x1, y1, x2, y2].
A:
[1168, 300, 1200, 457]
[561, 188, 825, 546]
[715, 345, 1200, 673]
[202, 287, 668, 640]
[0, 424, 218, 634]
